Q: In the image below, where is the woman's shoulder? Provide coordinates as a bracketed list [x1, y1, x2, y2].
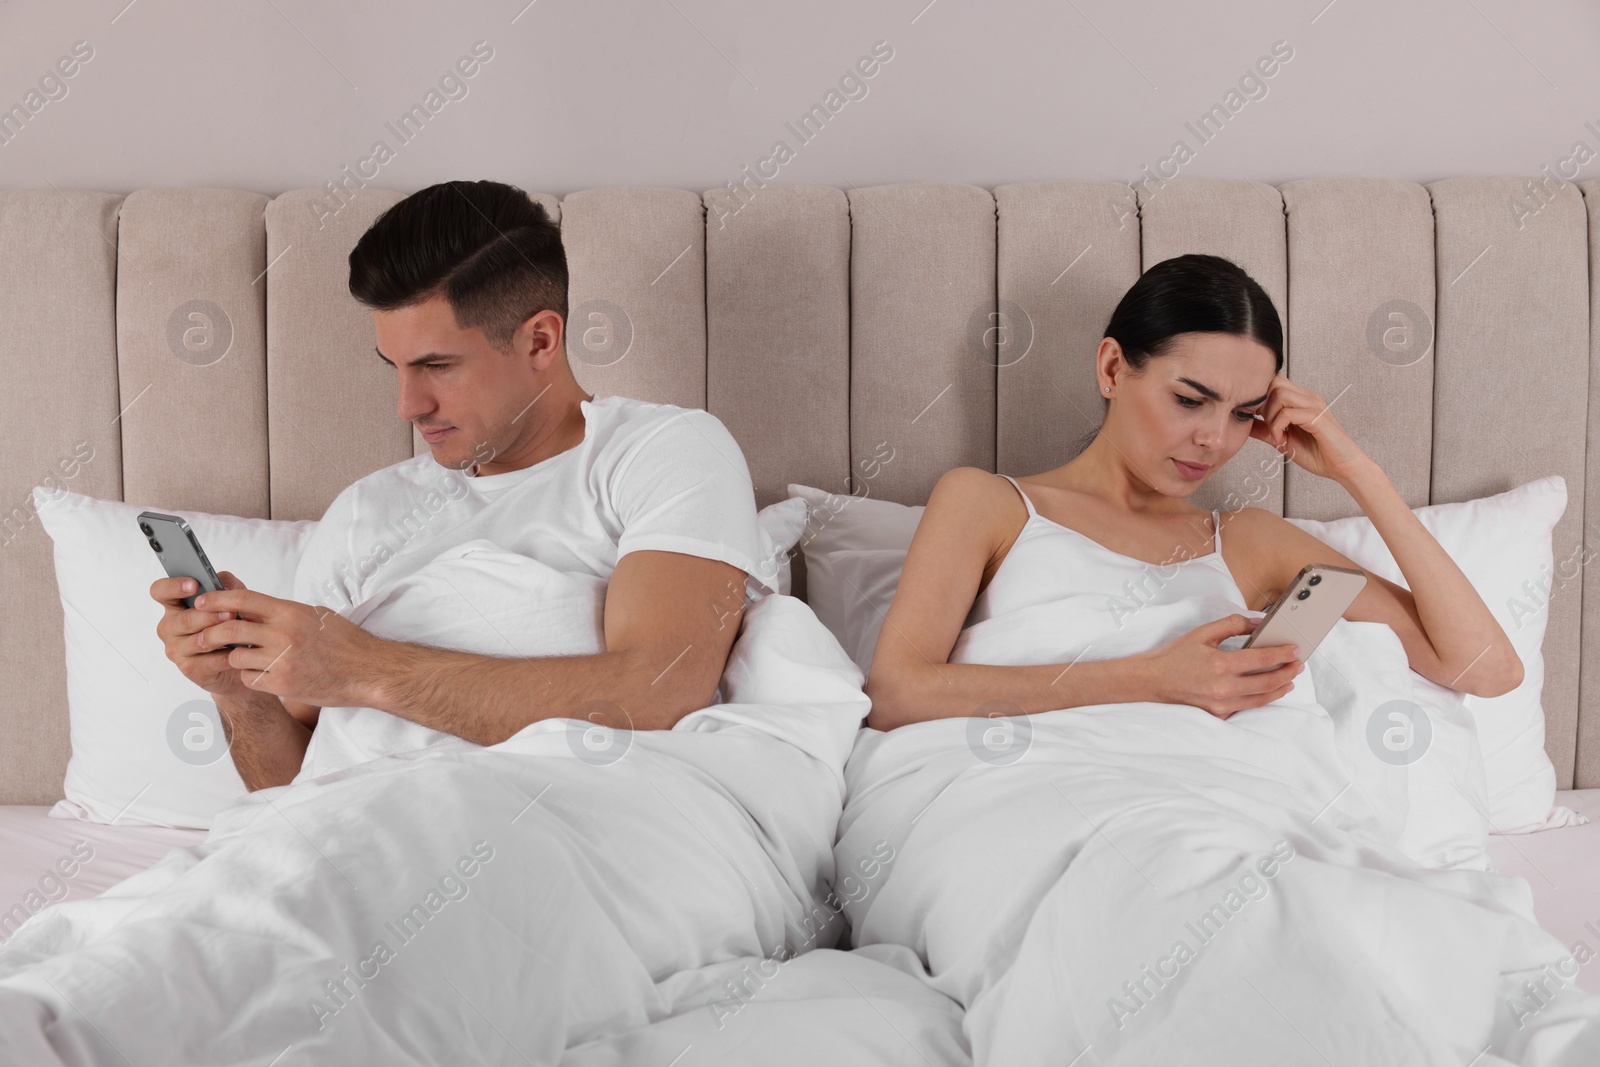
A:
[908, 469, 1034, 611]
[933, 465, 1007, 486]
[928, 466, 1022, 505]
[923, 467, 1031, 542]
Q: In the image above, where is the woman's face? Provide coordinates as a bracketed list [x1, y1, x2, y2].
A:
[1102, 331, 1279, 494]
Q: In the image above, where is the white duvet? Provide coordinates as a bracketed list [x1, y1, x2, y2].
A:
[835, 607, 1600, 1066]
[0, 540, 874, 1065]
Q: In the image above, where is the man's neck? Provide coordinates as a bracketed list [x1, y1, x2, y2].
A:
[469, 391, 594, 477]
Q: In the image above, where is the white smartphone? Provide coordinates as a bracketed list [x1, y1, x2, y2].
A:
[1239, 563, 1367, 675]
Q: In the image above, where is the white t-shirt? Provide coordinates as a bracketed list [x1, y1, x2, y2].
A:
[287, 393, 771, 778]
[293, 393, 771, 613]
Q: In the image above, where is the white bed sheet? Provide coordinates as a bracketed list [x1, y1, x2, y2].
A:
[0, 805, 203, 941]
[1485, 788, 1600, 995]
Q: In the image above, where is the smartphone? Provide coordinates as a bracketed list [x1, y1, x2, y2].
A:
[1239, 563, 1367, 675]
[138, 511, 223, 607]
[137, 511, 245, 649]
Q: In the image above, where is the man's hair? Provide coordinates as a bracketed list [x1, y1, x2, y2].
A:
[348, 180, 568, 350]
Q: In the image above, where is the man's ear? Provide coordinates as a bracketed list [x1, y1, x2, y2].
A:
[515, 309, 565, 370]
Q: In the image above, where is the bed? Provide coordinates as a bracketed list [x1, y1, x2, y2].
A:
[2, 177, 1599, 1061]
[1486, 789, 1600, 996]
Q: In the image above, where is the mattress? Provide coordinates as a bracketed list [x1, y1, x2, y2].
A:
[0, 805, 204, 941]
[1484, 788, 1600, 994]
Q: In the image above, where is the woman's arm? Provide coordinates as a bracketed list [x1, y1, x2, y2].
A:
[1249, 374, 1523, 698]
[1341, 459, 1521, 696]
[864, 467, 1147, 731]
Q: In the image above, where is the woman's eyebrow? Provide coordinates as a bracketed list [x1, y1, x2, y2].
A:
[1176, 376, 1271, 408]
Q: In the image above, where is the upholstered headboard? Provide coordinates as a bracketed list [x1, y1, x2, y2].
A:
[1, 178, 1595, 804]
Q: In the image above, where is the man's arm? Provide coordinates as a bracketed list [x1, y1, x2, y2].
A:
[215, 689, 313, 791]
[193, 556, 748, 748]
[357, 550, 748, 744]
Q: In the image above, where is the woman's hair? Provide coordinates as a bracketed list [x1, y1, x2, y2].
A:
[1069, 253, 1283, 458]
[348, 180, 567, 351]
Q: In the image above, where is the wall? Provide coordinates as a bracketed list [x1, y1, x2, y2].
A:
[0, 0, 1596, 197]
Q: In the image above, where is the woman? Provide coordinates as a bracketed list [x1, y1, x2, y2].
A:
[868, 252, 1520, 731]
[832, 255, 1598, 1066]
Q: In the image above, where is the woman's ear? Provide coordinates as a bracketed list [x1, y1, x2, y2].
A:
[1095, 336, 1125, 393]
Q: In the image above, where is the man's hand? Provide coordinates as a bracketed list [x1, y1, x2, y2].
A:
[153, 570, 259, 701]
[180, 581, 383, 711]
[152, 571, 321, 791]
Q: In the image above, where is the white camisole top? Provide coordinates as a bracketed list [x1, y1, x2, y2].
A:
[950, 475, 1259, 669]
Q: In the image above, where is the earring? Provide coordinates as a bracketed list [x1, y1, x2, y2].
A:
[1103, 386, 1110, 394]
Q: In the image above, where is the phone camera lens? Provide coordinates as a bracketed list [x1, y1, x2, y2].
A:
[149, 538, 162, 554]
[1307, 574, 1322, 586]
[139, 522, 153, 537]
[1296, 588, 1311, 600]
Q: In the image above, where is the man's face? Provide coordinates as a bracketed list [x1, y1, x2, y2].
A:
[373, 294, 555, 473]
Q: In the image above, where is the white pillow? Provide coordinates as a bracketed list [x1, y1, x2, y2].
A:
[33, 486, 317, 828]
[753, 497, 809, 598]
[831, 548, 909, 675]
[1285, 475, 1580, 834]
[787, 484, 923, 664]
[701, 592, 872, 772]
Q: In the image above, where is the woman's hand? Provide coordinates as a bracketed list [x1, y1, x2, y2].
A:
[1250, 372, 1370, 483]
[1130, 614, 1305, 720]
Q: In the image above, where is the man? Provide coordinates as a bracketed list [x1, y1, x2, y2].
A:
[153, 179, 771, 789]
[0, 181, 858, 1066]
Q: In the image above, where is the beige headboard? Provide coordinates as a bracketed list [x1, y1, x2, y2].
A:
[1, 178, 1594, 803]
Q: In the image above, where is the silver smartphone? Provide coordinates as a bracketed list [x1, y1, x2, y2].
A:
[137, 511, 245, 648]
[138, 511, 222, 608]
[1239, 563, 1367, 675]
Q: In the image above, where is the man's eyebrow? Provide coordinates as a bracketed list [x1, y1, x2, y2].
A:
[1176, 376, 1271, 409]
[374, 348, 463, 368]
